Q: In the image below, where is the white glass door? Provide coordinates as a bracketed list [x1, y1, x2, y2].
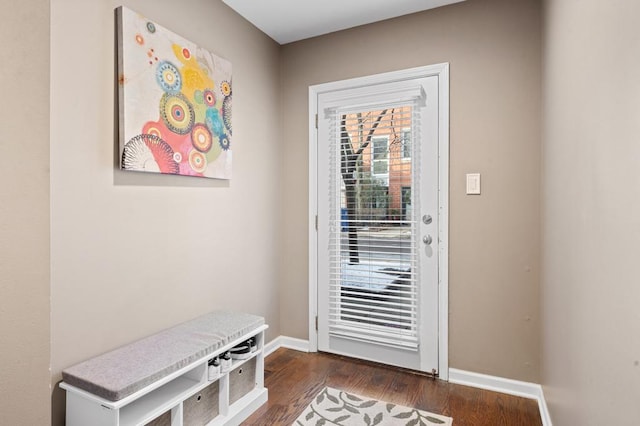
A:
[316, 74, 440, 373]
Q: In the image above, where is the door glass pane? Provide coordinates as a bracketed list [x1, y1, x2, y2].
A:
[330, 105, 418, 347]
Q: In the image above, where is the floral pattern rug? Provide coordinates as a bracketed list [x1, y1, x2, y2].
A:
[293, 387, 453, 426]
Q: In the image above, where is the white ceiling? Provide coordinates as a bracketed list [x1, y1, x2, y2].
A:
[222, 0, 466, 45]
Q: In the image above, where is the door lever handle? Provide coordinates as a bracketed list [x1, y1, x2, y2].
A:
[423, 235, 433, 245]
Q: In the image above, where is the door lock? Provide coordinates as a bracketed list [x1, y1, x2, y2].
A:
[422, 214, 432, 225]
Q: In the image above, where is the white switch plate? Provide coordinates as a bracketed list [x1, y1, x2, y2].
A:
[466, 173, 481, 195]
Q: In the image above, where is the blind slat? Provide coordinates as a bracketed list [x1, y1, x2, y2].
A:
[326, 102, 421, 349]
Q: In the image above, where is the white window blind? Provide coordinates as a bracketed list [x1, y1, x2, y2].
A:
[326, 96, 422, 350]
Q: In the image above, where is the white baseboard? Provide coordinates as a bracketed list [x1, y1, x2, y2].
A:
[538, 388, 552, 426]
[264, 336, 310, 357]
[449, 368, 552, 426]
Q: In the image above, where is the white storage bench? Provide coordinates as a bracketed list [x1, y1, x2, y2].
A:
[60, 311, 268, 426]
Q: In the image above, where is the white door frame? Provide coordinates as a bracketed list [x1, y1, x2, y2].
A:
[308, 63, 450, 380]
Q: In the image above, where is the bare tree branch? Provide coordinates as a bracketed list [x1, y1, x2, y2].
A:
[354, 109, 388, 157]
[338, 109, 389, 264]
[340, 115, 354, 157]
[389, 108, 399, 147]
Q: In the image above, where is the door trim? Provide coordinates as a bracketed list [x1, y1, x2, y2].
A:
[308, 63, 449, 380]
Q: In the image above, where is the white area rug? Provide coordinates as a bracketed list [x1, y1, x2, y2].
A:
[294, 387, 453, 426]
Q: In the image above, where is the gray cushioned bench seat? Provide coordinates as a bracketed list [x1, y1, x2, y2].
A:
[62, 311, 264, 402]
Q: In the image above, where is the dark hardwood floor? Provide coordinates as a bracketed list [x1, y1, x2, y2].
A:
[243, 348, 542, 425]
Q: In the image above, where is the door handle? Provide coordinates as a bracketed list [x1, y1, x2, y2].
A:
[423, 235, 433, 245]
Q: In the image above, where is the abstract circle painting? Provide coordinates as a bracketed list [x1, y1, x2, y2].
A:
[117, 6, 232, 179]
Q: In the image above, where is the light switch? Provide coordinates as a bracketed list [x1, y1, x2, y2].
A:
[466, 173, 481, 195]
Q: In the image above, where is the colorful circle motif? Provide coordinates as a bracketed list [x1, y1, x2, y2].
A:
[171, 105, 184, 120]
[222, 95, 232, 135]
[219, 133, 231, 151]
[122, 134, 179, 174]
[156, 61, 182, 93]
[188, 150, 207, 173]
[203, 89, 216, 107]
[191, 124, 213, 153]
[146, 22, 156, 33]
[145, 125, 162, 139]
[182, 48, 191, 60]
[173, 152, 182, 163]
[160, 93, 195, 135]
[220, 80, 231, 97]
[135, 34, 144, 45]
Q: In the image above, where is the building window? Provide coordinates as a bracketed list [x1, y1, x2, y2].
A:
[372, 136, 389, 176]
[402, 129, 411, 159]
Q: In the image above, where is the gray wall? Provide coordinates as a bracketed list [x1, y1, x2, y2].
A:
[542, 0, 640, 423]
[0, 0, 51, 424]
[50, 0, 281, 424]
[12, 0, 640, 423]
[279, 0, 542, 383]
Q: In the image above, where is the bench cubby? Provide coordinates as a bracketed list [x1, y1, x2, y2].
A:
[60, 311, 268, 426]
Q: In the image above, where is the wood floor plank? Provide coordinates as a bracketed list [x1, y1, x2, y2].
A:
[244, 348, 542, 425]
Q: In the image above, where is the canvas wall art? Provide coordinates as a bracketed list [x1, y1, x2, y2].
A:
[117, 6, 232, 179]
